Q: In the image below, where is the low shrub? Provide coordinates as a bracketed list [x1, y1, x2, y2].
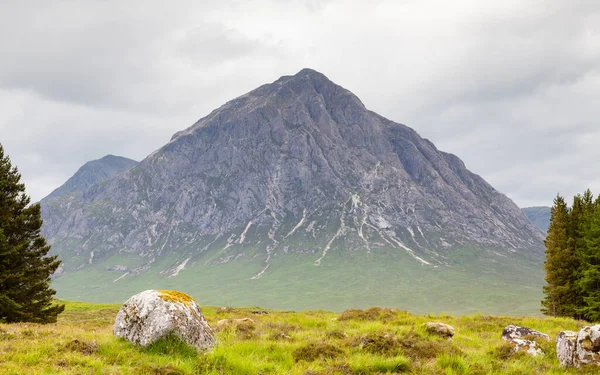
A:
[64, 338, 99, 355]
[293, 342, 344, 362]
[397, 331, 461, 361]
[351, 332, 401, 355]
[338, 307, 400, 322]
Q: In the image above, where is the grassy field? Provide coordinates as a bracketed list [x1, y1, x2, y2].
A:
[1, 300, 598, 374]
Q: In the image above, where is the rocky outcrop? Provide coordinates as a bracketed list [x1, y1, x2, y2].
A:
[502, 325, 549, 356]
[113, 290, 215, 351]
[502, 325, 550, 342]
[575, 325, 600, 366]
[556, 331, 578, 367]
[556, 325, 600, 368]
[425, 322, 455, 338]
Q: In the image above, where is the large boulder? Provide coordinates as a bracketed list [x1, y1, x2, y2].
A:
[556, 331, 578, 367]
[502, 325, 550, 341]
[425, 322, 455, 338]
[113, 290, 215, 351]
[575, 325, 600, 366]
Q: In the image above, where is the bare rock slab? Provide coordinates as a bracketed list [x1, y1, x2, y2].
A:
[425, 322, 455, 338]
[556, 331, 578, 367]
[113, 290, 215, 351]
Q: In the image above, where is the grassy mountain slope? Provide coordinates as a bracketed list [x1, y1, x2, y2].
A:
[52, 248, 545, 316]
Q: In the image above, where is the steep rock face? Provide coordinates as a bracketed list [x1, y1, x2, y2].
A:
[41, 69, 543, 277]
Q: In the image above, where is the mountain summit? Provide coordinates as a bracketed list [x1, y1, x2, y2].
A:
[41, 69, 545, 314]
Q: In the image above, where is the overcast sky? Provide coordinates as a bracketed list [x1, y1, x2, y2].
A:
[1, 0, 599, 207]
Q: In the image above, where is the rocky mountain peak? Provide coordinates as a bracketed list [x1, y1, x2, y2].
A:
[41, 69, 544, 304]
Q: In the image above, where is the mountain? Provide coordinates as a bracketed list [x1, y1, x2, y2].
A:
[41, 69, 545, 315]
[522, 206, 551, 234]
[44, 155, 138, 200]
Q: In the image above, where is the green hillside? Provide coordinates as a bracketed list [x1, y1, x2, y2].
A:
[52, 247, 545, 316]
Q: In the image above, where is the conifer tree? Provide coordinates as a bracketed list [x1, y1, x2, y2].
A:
[0, 144, 64, 323]
[542, 195, 571, 317]
[578, 204, 600, 321]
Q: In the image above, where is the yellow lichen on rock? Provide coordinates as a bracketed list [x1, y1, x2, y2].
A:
[157, 290, 195, 305]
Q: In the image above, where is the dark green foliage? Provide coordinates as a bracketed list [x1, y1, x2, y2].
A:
[578, 204, 600, 321]
[542, 189, 600, 321]
[542, 195, 572, 317]
[0, 144, 64, 323]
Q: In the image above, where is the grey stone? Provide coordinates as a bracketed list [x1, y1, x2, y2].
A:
[425, 322, 455, 338]
[575, 325, 600, 367]
[502, 325, 550, 341]
[113, 290, 215, 351]
[510, 339, 544, 356]
[556, 331, 578, 367]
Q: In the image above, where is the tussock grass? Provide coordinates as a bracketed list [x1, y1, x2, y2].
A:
[0, 301, 596, 374]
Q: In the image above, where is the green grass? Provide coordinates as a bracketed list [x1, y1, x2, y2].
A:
[1, 301, 599, 374]
[52, 248, 546, 316]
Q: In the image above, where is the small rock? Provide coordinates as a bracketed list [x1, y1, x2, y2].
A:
[425, 322, 455, 338]
[502, 325, 550, 341]
[108, 265, 129, 272]
[113, 290, 215, 351]
[575, 324, 600, 367]
[511, 339, 544, 356]
[215, 318, 255, 331]
[556, 331, 578, 367]
[251, 310, 269, 315]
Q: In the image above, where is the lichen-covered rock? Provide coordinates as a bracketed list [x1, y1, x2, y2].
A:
[113, 290, 215, 351]
[502, 325, 550, 341]
[575, 325, 600, 367]
[425, 322, 455, 338]
[511, 339, 544, 356]
[556, 331, 578, 367]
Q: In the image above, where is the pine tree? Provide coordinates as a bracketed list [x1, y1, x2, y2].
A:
[0, 144, 64, 323]
[578, 204, 600, 321]
[542, 195, 571, 317]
